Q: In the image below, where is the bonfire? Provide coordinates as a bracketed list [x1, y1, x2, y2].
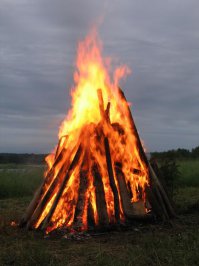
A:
[20, 29, 175, 234]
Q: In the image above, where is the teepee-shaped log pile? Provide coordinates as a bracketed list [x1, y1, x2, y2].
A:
[20, 88, 176, 234]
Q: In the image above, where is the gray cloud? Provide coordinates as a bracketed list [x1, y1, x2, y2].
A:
[0, 0, 199, 153]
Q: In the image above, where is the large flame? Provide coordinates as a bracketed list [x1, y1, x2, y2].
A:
[34, 29, 149, 233]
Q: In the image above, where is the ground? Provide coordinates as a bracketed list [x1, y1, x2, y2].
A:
[0, 162, 199, 266]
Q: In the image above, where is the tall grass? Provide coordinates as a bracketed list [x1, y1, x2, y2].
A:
[0, 164, 44, 199]
[177, 159, 199, 187]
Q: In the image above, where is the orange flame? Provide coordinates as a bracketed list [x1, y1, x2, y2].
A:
[34, 29, 149, 233]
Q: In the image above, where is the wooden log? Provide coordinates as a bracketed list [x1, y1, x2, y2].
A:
[104, 137, 120, 222]
[26, 148, 72, 229]
[92, 162, 109, 227]
[26, 144, 80, 229]
[54, 135, 68, 160]
[153, 185, 170, 220]
[150, 159, 176, 211]
[87, 194, 95, 228]
[149, 164, 176, 218]
[115, 166, 135, 218]
[40, 144, 83, 230]
[115, 166, 152, 220]
[145, 185, 163, 219]
[118, 87, 176, 219]
[20, 147, 67, 228]
[73, 149, 89, 229]
[117, 87, 148, 167]
[19, 183, 44, 228]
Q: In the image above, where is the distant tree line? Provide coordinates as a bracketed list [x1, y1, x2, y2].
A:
[151, 146, 199, 160]
[0, 153, 47, 164]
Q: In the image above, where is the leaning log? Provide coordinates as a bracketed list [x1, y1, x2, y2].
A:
[73, 149, 90, 229]
[40, 144, 83, 230]
[87, 194, 95, 228]
[104, 137, 120, 222]
[115, 166, 152, 220]
[20, 146, 67, 228]
[92, 162, 109, 228]
[26, 146, 75, 229]
[149, 164, 176, 218]
[117, 87, 148, 167]
[118, 87, 176, 219]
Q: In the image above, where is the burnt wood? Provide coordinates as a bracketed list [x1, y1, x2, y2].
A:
[40, 144, 83, 230]
[73, 150, 90, 229]
[87, 194, 95, 228]
[20, 147, 67, 228]
[104, 137, 120, 222]
[26, 147, 75, 229]
[92, 162, 109, 227]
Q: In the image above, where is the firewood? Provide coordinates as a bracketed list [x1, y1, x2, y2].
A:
[40, 144, 83, 230]
[149, 164, 176, 218]
[92, 162, 109, 227]
[115, 166, 135, 217]
[117, 87, 148, 167]
[73, 149, 90, 229]
[115, 166, 151, 220]
[26, 147, 73, 229]
[145, 185, 163, 219]
[54, 135, 68, 160]
[104, 137, 120, 222]
[118, 87, 176, 219]
[19, 183, 44, 228]
[20, 147, 67, 228]
[150, 159, 176, 212]
[87, 194, 95, 228]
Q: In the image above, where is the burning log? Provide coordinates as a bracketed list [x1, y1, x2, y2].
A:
[104, 137, 120, 222]
[117, 87, 176, 219]
[117, 87, 148, 168]
[73, 149, 90, 229]
[25, 146, 75, 229]
[40, 144, 83, 230]
[115, 165, 152, 220]
[92, 161, 109, 228]
[87, 193, 95, 228]
[20, 146, 67, 228]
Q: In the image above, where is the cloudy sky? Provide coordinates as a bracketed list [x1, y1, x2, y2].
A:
[1, 0, 199, 153]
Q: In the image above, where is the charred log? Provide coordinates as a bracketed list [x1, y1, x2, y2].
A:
[92, 162, 109, 227]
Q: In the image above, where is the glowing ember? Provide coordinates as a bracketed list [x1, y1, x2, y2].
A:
[25, 29, 149, 233]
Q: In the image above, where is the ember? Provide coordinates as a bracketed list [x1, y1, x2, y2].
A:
[20, 29, 175, 234]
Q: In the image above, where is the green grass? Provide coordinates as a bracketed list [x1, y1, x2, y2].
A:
[0, 161, 199, 266]
[0, 164, 44, 198]
[177, 160, 199, 187]
[0, 196, 198, 266]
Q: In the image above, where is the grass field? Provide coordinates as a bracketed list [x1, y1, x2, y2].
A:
[0, 161, 199, 266]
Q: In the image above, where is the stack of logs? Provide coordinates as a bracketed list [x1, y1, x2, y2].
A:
[20, 87, 176, 232]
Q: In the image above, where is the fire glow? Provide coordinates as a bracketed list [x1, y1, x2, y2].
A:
[22, 29, 151, 234]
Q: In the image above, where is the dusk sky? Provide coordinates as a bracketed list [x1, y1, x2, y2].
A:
[1, 0, 199, 153]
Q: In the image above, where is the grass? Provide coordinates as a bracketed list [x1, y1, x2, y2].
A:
[177, 159, 199, 187]
[0, 164, 44, 198]
[0, 161, 199, 265]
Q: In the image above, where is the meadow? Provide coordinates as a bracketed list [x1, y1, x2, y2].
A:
[0, 160, 199, 266]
